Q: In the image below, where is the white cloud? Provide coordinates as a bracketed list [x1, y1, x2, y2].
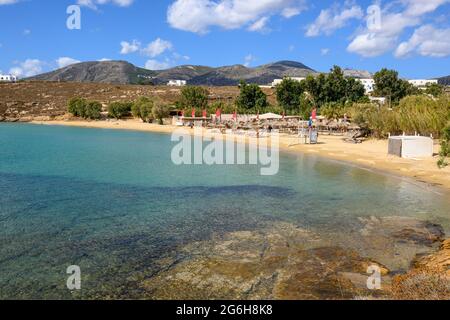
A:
[141, 38, 173, 57]
[120, 40, 141, 54]
[145, 59, 170, 70]
[348, 33, 398, 57]
[172, 52, 190, 61]
[347, 0, 450, 57]
[244, 54, 256, 67]
[56, 57, 81, 68]
[306, 3, 364, 37]
[120, 38, 173, 57]
[9, 59, 44, 77]
[321, 48, 330, 56]
[77, 0, 134, 10]
[0, 0, 19, 5]
[248, 17, 269, 32]
[395, 25, 450, 58]
[167, 0, 307, 34]
[282, 6, 305, 18]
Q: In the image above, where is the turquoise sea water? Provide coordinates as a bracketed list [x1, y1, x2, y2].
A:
[0, 123, 449, 299]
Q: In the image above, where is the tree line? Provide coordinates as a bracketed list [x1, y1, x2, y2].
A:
[68, 97, 170, 124]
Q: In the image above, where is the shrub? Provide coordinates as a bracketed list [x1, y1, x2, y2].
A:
[349, 95, 450, 139]
[438, 123, 450, 168]
[319, 102, 346, 120]
[108, 102, 132, 119]
[132, 97, 154, 122]
[68, 97, 87, 118]
[85, 101, 102, 120]
[425, 83, 444, 97]
[152, 104, 170, 125]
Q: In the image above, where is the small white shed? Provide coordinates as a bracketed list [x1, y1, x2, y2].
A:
[388, 136, 434, 158]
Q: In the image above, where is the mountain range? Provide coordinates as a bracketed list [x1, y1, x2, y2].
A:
[28, 60, 377, 86]
[438, 75, 450, 86]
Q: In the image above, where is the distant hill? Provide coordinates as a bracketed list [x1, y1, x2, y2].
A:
[29, 61, 157, 85]
[28, 60, 317, 86]
[343, 68, 372, 79]
[190, 61, 317, 86]
[438, 75, 450, 86]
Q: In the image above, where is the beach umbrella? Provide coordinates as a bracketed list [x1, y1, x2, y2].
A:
[216, 108, 221, 121]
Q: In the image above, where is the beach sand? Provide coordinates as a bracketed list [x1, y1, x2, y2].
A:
[30, 119, 450, 192]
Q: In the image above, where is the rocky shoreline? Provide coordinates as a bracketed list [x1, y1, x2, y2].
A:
[141, 217, 448, 300]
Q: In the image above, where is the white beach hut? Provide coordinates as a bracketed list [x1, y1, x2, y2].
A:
[388, 136, 434, 158]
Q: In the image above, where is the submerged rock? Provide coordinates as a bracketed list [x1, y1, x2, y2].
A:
[142, 222, 390, 300]
[359, 216, 444, 246]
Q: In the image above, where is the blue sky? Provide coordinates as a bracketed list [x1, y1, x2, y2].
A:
[0, 0, 449, 79]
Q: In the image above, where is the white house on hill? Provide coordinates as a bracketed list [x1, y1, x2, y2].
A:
[357, 78, 375, 94]
[408, 79, 438, 88]
[0, 74, 17, 82]
[271, 77, 305, 87]
[167, 80, 187, 87]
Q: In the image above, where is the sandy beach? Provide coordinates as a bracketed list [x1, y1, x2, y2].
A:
[30, 119, 450, 193]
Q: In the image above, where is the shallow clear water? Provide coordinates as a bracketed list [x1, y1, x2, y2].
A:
[0, 123, 449, 299]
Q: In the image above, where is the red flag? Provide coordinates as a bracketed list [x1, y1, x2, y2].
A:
[312, 108, 317, 120]
[192, 108, 196, 118]
[233, 111, 237, 121]
[215, 109, 221, 118]
[202, 109, 207, 118]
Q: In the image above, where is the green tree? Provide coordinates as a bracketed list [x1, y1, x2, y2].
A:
[425, 83, 444, 97]
[85, 101, 102, 120]
[152, 104, 170, 125]
[179, 86, 209, 113]
[345, 78, 366, 102]
[132, 97, 154, 122]
[325, 66, 347, 103]
[236, 81, 268, 112]
[108, 102, 132, 119]
[373, 68, 417, 104]
[303, 74, 324, 106]
[275, 78, 305, 114]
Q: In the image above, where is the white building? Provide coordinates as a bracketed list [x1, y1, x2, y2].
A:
[167, 80, 187, 87]
[369, 96, 386, 105]
[0, 74, 17, 82]
[357, 78, 375, 94]
[408, 79, 438, 88]
[271, 77, 305, 87]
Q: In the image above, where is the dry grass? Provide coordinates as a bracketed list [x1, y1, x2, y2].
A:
[391, 268, 450, 300]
